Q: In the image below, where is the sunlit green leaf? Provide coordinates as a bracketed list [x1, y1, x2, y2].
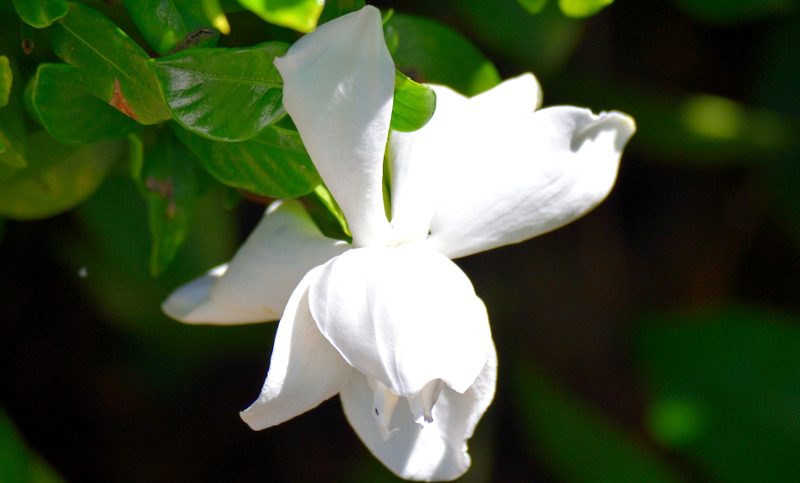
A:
[237, 0, 324, 33]
[125, 0, 218, 56]
[558, 0, 614, 17]
[10, 0, 68, 28]
[635, 305, 800, 482]
[513, 363, 684, 483]
[0, 132, 122, 219]
[669, 0, 797, 25]
[518, 0, 549, 14]
[150, 42, 287, 141]
[47, 2, 170, 125]
[390, 70, 436, 133]
[387, 13, 500, 96]
[135, 128, 209, 275]
[174, 124, 320, 198]
[29, 63, 142, 146]
[0, 56, 10, 109]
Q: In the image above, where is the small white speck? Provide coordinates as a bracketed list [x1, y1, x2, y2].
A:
[78, 266, 88, 278]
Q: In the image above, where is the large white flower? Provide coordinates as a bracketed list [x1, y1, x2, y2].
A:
[162, 5, 635, 481]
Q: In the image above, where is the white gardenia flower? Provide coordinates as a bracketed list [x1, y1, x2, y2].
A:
[162, 5, 635, 482]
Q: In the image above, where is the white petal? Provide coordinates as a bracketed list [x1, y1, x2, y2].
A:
[309, 243, 491, 397]
[340, 344, 497, 481]
[162, 200, 347, 324]
[391, 75, 636, 259]
[389, 74, 542, 244]
[274, 6, 395, 247]
[240, 265, 354, 430]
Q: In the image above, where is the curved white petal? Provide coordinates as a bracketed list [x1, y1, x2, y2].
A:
[389, 75, 542, 245]
[340, 344, 497, 481]
[391, 76, 636, 259]
[162, 200, 347, 324]
[309, 243, 491, 397]
[274, 6, 395, 247]
[241, 265, 354, 430]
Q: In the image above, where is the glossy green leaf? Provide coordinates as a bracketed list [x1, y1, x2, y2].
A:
[518, 0, 549, 14]
[135, 128, 208, 275]
[387, 13, 500, 96]
[47, 2, 170, 125]
[0, 56, 10, 109]
[513, 363, 684, 483]
[10, 0, 68, 28]
[390, 70, 436, 133]
[635, 306, 800, 482]
[318, 0, 365, 25]
[29, 63, 142, 146]
[0, 131, 122, 219]
[149, 42, 287, 141]
[669, 0, 797, 25]
[125, 0, 218, 56]
[237, 0, 324, 33]
[558, 0, 614, 17]
[174, 124, 320, 198]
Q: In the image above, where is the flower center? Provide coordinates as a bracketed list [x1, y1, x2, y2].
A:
[367, 377, 445, 442]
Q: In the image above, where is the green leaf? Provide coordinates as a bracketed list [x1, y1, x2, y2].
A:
[125, 0, 218, 56]
[300, 184, 351, 243]
[317, 0, 365, 25]
[518, 0, 549, 14]
[0, 131, 123, 219]
[558, 0, 614, 17]
[0, 60, 28, 169]
[200, 0, 231, 35]
[174, 124, 320, 198]
[635, 305, 800, 482]
[512, 363, 684, 483]
[47, 2, 170, 125]
[136, 128, 208, 275]
[387, 13, 500, 96]
[10, 0, 68, 28]
[0, 407, 65, 483]
[390, 70, 436, 133]
[28, 63, 142, 146]
[237, 0, 324, 33]
[149, 42, 288, 141]
[669, 0, 798, 25]
[0, 56, 10, 109]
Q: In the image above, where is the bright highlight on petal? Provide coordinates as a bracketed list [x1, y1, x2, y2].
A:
[162, 200, 346, 324]
[309, 243, 491, 397]
[274, 6, 395, 247]
[241, 266, 354, 430]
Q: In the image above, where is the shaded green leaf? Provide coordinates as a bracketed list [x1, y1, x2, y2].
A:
[318, 0, 365, 25]
[0, 61, 28, 168]
[135, 128, 208, 275]
[558, 0, 614, 17]
[390, 70, 436, 133]
[0, 131, 122, 219]
[126, 0, 218, 56]
[635, 305, 800, 482]
[518, 0, 549, 14]
[10, 0, 68, 28]
[512, 363, 684, 483]
[237, 0, 324, 33]
[150, 42, 287, 141]
[29, 63, 142, 146]
[174, 124, 320, 198]
[300, 184, 351, 243]
[0, 407, 65, 483]
[669, 0, 797, 25]
[387, 13, 500, 96]
[0, 56, 10, 109]
[47, 2, 170, 125]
